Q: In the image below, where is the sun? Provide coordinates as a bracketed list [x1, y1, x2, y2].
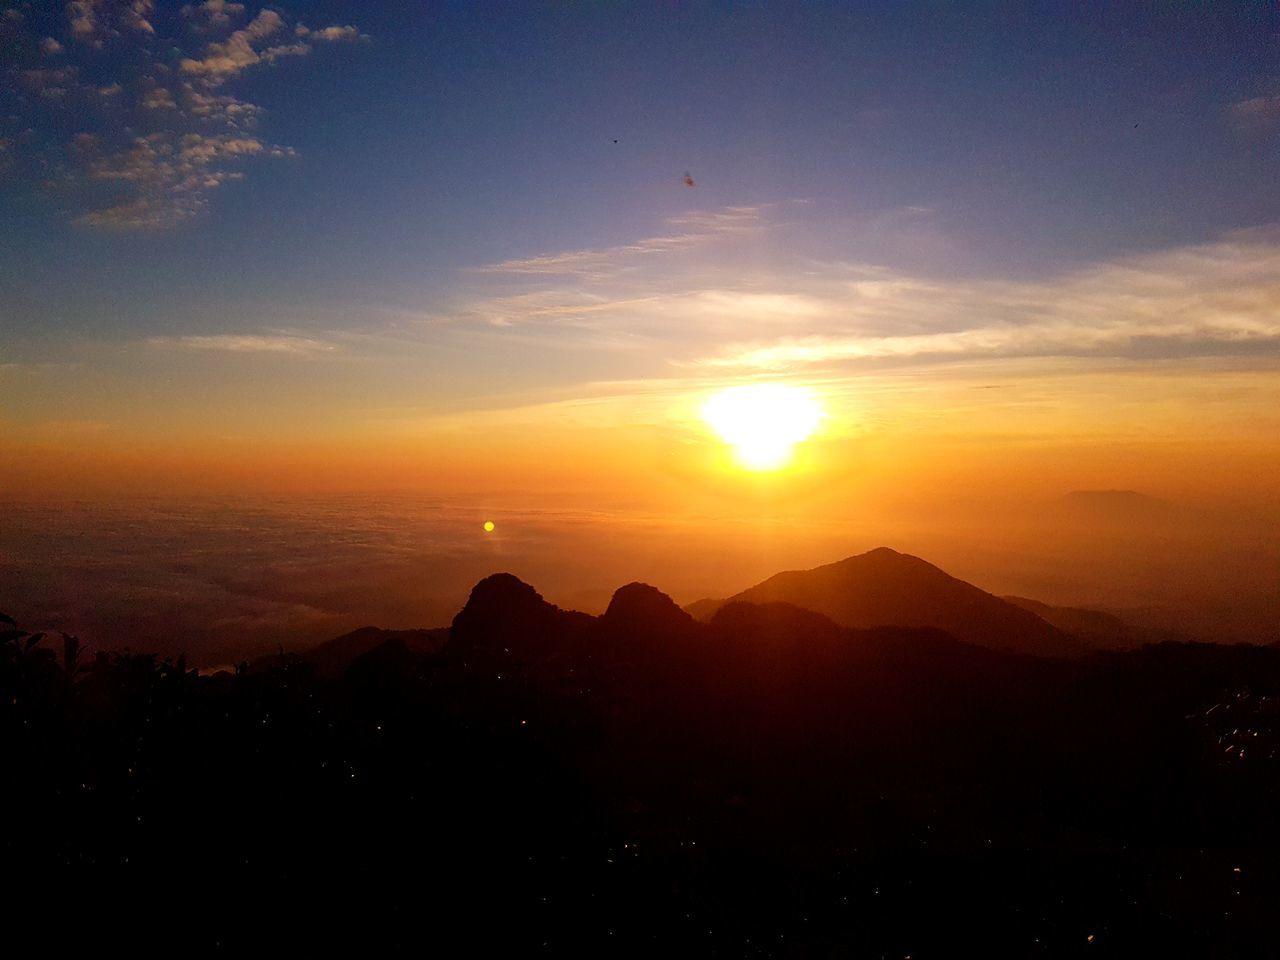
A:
[701, 383, 823, 470]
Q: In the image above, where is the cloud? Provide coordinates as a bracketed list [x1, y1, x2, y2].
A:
[1230, 95, 1280, 133]
[297, 24, 367, 43]
[436, 208, 1280, 375]
[181, 1, 246, 34]
[479, 206, 764, 278]
[260, 42, 310, 63]
[1, 2, 368, 227]
[684, 229, 1280, 369]
[141, 86, 177, 110]
[66, 1, 100, 42]
[178, 9, 284, 78]
[72, 133, 291, 228]
[147, 334, 340, 355]
[177, 8, 364, 80]
[64, 0, 153, 46]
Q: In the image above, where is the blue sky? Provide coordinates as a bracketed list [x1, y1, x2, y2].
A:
[2, 1, 1279, 496]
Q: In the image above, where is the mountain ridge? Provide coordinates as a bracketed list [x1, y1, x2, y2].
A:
[684, 547, 1085, 657]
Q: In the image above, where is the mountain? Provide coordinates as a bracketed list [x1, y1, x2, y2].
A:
[1003, 596, 1143, 649]
[685, 547, 1084, 656]
[13, 565, 1280, 954]
[601, 581, 700, 645]
[276, 625, 449, 678]
[448, 572, 596, 661]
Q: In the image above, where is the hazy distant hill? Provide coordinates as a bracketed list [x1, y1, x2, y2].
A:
[274, 625, 449, 678]
[1003, 596, 1155, 649]
[685, 547, 1084, 656]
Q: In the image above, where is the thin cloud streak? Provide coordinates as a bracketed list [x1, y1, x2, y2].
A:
[443, 208, 1280, 373]
[673, 227, 1280, 369]
[476, 207, 764, 278]
[148, 334, 339, 355]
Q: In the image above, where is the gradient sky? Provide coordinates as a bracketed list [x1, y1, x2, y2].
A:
[3, 1, 1280, 506]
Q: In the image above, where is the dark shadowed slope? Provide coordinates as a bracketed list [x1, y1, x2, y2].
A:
[686, 547, 1084, 656]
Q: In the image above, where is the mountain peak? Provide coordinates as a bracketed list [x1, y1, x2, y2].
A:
[449, 573, 567, 654]
[604, 582, 693, 625]
[690, 548, 1084, 657]
[465, 572, 546, 609]
[838, 546, 926, 566]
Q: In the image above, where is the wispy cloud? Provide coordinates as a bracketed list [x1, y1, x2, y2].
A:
[686, 229, 1280, 369]
[148, 334, 339, 355]
[0, 1, 367, 227]
[1230, 94, 1280, 133]
[433, 208, 1280, 375]
[477, 207, 764, 279]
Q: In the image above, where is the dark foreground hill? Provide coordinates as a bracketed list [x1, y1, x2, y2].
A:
[4, 575, 1280, 954]
[687, 547, 1085, 656]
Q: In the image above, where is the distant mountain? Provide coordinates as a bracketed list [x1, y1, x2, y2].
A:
[1003, 596, 1141, 650]
[685, 547, 1084, 657]
[280, 625, 449, 678]
[684, 596, 727, 622]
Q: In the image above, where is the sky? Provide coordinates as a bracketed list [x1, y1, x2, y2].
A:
[2, 4, 1279, 550]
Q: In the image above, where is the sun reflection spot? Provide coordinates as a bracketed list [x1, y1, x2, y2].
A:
[701, 383, 823, 470]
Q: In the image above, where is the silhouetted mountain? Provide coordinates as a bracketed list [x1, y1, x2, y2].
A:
[1004, 596, 1138, 647]
[1005, 596, 1206, 648]
[708, 599, 846, 648]
[683, 595, 727, 621]
[604, 581, 695, 628]
[686, 547, 1084, 656]
[448, 572, 596, 661]
[8, 566, 1280, 954]
[291, 625, 449, 678]
[601, 581, 700, 646]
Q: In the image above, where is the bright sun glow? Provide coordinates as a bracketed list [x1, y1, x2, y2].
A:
[701, 384, 824, 471]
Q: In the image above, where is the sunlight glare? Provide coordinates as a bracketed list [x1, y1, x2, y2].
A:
[701, 384, 823, 471]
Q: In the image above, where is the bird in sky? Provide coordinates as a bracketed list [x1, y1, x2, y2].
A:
[683, 171, 695, 187]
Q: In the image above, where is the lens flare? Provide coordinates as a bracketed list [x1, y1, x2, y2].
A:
[701, 384, 823, 470]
